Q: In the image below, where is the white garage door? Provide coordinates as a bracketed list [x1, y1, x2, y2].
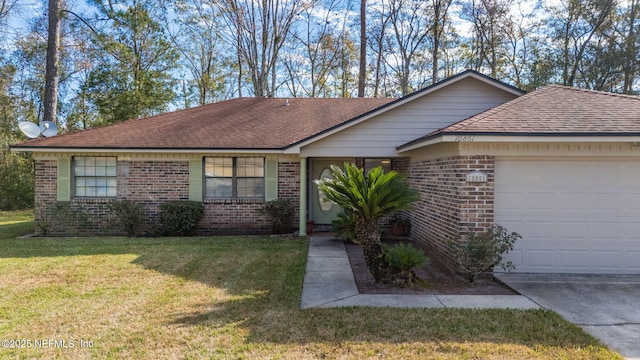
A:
[495, 159, 640, 274]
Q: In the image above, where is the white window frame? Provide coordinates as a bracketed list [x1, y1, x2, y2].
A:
[204, 157, 265, 199]
[73, 156, 117, 198]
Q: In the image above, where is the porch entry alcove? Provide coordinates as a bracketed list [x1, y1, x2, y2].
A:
[307, 158, 395, 231]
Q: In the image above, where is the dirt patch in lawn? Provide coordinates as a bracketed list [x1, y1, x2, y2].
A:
[345, 240, 518, 295]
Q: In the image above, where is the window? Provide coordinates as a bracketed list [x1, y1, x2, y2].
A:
[204, 157, 265, 198]
[363, 158, 392, 175]
[74, 156, 117, 197]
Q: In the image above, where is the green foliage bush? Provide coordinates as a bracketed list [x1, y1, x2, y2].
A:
[332, 212, 358, 242]
[383, 242, 430, 273]
[382, 242, 429, 287]
[447, 224, 521, 283]
[108, 200, 145, 237]
[159, 201, 204, 236]
[0, 151, 34, 210]
[316, 163, 419, 282]
[35, 201, 92, 236]
[258, 198, 294, 234]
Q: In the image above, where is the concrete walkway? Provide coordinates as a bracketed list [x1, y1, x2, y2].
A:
[300, 236, 539, 310]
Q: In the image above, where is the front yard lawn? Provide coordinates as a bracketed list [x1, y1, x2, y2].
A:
[0, 211, 620, 359]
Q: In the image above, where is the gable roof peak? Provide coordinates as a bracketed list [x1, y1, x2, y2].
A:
[399, 84, 640, 150]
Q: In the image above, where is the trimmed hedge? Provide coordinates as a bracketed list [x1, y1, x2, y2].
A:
[159, 201, 204, 236]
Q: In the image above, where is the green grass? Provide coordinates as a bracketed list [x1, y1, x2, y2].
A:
[0, 209, 34, 239]
[0, 211, 621, 359]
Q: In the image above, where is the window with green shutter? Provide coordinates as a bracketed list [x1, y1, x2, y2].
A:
[189, 158, 203, 201]
[57, 158, 71, 201]
[204, 157, 265, 199]
[73, 156, 117, 198]
[264, 159, 278, 201]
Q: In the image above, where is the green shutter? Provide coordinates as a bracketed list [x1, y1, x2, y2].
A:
[189, 158, 203, 201]
[265, 159, 278, 201]
[57, 158, 71, 201]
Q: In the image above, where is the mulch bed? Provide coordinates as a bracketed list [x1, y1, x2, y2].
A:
[345, 240, 518, 295]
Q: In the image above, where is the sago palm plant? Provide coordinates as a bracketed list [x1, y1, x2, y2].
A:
[316, 162, 420, 281]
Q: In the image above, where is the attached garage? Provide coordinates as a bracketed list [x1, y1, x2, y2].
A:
[398, 84, 640, 275]
[495, 159, 640, 274]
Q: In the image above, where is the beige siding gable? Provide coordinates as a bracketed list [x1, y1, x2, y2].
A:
[300, 77, 519, 157]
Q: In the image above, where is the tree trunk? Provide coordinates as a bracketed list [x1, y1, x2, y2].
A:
[356, 218, 387, 282]
[44, 0, 62, 125]
[358, 0, 366, 97]
[567, 0, 615, 87]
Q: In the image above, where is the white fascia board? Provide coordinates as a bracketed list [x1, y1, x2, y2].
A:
[463, 135, 640, 143]
[10, 147, 285, 154]
[397, 136, 446, 152]
[398, 134, 640, 153]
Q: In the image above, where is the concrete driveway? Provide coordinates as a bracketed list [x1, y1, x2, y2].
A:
[495, 273, 640, 360]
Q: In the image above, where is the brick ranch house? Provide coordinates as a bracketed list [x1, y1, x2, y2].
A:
[11, 70, 640, 274]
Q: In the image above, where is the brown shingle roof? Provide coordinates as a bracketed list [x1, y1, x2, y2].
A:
[434, 85, 640, 135]
[12, 97, 395, 150]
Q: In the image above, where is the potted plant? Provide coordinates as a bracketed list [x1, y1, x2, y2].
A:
[390, 213, 410, 236]
[306, 219, 315, 234]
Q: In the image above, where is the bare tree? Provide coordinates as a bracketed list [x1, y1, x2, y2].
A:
[358, 0, 366, 97]
[619, 0, 640, 93]
[286, 0, 344, 97]
[218, 0, 303, 97]
[461, 0, 513, 78]
[44, 0, 62, 125]
[549, 0, 616, 87]
[567, 0, 615, 86]
[0, 0, 17, 26]
[386, 0, 430, 95]
[367, 0, 391, 97]
[500, 1, 541, 89]
[428, 0, 453, 83]
[168, 0, 236, 105]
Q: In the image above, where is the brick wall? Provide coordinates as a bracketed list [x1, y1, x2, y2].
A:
[407, 155, 495, 269]
[199, 199, 270, 235]
[199, 160, 300, 235]
[34, 160, 56, 205]
[278, 160, 301, 224]
[392, 157, 410, 173]
[33, 157, 301, 236]
[124, 160, 190, 233]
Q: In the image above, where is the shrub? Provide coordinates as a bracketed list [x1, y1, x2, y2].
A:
[447, 224, 521, 283]
[108, 200, 145, 237]
[332, 212, 358, 242]
[258, 198, 294, 234]
[159, 201, 204, 236]
[0, 151, 34, 210]
[383, 242, 430, 287]
[384, 242, 430, 272]
[35, 200, 92, 236]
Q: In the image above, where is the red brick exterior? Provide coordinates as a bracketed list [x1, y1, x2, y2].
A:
[407, 155, 495, 269]
[35, 153, 497, 250]
[199, 159, 300, 235]
[35, 160, 57, 205]
[33, 157, 301, 236]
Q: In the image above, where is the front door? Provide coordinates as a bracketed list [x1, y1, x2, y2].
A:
[310, 159, 353, 224]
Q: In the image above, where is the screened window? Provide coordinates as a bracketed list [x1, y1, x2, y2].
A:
[204, 157, 265, 198]
[74, 156, 117, 197]
[364, 158, 392, 175]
